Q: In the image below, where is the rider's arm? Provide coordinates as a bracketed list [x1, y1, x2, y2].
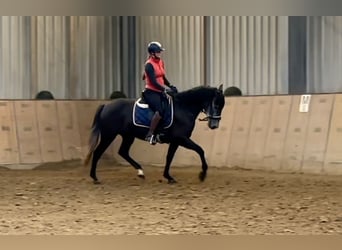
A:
[163, 76, 171, 87]
[145, 63, 166, 91]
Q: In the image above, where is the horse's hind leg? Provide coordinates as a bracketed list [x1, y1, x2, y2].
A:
[118, 135, 145, 179]
[90, 133, 116, 184]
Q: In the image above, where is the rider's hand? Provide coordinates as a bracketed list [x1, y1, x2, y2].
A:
[164, 86, 173, 95]
[169, 85, 178, 93]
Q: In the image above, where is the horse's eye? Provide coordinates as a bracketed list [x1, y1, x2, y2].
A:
[213, 100, 220, 108]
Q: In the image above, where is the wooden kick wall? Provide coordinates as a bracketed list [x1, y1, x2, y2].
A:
[1, 95, 342, 175]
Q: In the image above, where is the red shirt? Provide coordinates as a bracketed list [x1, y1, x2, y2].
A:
[144, 57, 166, 92]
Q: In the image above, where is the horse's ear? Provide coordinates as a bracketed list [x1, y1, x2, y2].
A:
[218, 84, 223, 92]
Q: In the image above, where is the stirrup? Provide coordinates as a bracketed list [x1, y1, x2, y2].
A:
[145, 134, 157, 145]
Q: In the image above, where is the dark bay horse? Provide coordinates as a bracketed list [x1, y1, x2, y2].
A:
[84, 84, 225, 184]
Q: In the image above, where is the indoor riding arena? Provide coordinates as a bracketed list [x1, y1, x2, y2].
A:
[0, 96, 342, 235]
[1, 16, 342, 235]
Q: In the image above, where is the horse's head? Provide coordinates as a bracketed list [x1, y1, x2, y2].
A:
[203, 84, 225, 129]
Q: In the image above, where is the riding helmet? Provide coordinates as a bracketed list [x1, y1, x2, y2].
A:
[147, 41, 165, 54]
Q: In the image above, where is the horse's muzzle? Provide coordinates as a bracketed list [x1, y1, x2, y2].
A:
[208, 118, 220, 129]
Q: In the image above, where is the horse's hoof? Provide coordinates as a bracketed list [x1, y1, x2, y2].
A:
[137, 169, 145, 179]
[93, 180, 101, 185]
[168, 179, 177, 184]
[199, 172, 206, 182]
[138, 174, 145, 179]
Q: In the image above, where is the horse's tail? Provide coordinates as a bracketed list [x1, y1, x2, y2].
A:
[84, 104, 105, 166]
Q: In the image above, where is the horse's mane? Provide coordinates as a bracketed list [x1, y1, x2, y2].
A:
[175, 86, 217, 104]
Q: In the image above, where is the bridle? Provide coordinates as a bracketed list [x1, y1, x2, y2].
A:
[198, 111, 222, 122]
[198, 98, 222, 122]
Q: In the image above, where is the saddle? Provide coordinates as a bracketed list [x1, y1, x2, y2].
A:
[132, 95, 174, 130]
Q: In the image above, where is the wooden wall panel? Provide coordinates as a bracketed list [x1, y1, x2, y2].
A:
[36, 101, 63, 162]
[281, 95, 310, 172]
[0, 101, 19, 164]
[262, 96, 292, 171]
[302, 94, 334, 173]
[226, 97, 254, 168]
[56, 101, 82, 160]
[245, 96, 273, 169]
[14, 101, 42, 163]
[324, 94, 342, 174]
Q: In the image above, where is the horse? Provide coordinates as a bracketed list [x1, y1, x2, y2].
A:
[84, 84, 225, 184]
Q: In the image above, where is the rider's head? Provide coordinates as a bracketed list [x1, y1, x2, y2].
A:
[147, 41, 165, 58]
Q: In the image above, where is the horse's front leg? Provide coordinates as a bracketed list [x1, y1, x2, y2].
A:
[164, 142, 179, 184]
[178, 137, 208, 182]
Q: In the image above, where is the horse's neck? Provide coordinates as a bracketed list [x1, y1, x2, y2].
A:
[176, 88, 213, 115]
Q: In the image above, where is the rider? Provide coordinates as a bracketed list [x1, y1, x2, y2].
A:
[142, 41, 175, 145]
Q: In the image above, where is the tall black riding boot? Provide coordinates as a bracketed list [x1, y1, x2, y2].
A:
[145, 112, 162, 145]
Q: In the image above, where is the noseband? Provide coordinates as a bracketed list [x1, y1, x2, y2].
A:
[198, 109, 222, 122]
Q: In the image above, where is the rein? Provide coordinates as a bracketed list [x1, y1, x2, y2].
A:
[198, 116, 209, 122]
